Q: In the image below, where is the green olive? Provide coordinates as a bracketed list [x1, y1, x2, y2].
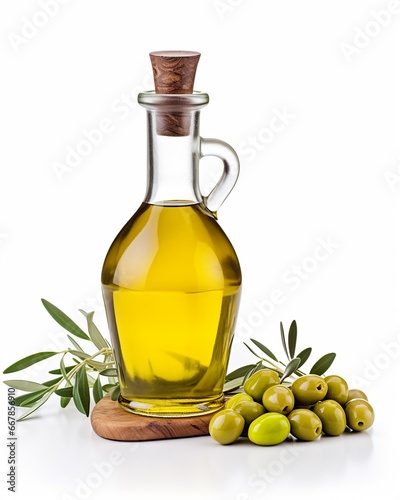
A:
[346, 389, 368, 404]
[345, 399, 374, 431]
[324, 375, 348, 405]
[248, 412, 291, 446]
[243, 369, 280, 402]
[288, 409, 322, 441]
[262, 385, 295, 414]
[209, 409, 245, 445]
[225, 393, 253, 409]
[291, 375, 328, 405]
[233, 401, 266, 431]
[313, 400, 347, 436]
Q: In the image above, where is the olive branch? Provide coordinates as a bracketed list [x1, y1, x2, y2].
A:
[3, 299, 120, 421]
[224, 320, 336, 392]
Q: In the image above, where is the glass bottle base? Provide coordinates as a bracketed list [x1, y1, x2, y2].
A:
[117, 393, 226, 418]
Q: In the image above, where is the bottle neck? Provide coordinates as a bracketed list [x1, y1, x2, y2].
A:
[143, 108, 202, 206]
[138, 92, 209, 206]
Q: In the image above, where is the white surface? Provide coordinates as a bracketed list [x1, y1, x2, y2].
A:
[1, 1, 400, 499]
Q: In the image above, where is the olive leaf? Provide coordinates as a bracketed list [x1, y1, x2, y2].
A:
[243, 343, 264, 360]
[3, 380, 49, 392]
[92, 376, 104, 404]
[18, 388, 53, 407]
[80, 310, 109, 350]
[60, 354, 72, 385]
[60, 396, 71, 408]
[3, 352, 59, 374]
[41, 299, 90, 340]
[86, 359, 110, 371]
[288, 320, 297, 358]
[280, 357, 301, 383]
[102, 383, 118, 392]
[225, 364, 255, 381]
[49, 365, 75, 375]
[13, 392, 40, 407]
[309, 353, 336, 376]
[55, 387, 73, 397]
[99, 368, 118, 377]
[17, 390, 55, 422]
[72, 366, 90, 417]
[243, 361, 267, 385]
[280, 322, 290, 360]
[295, 347, 312, 368]
[223, 377, 244, 393]
[68, 350, 90, 360]
[67, 335, 85, 353]
[110, 385, 121, 401]
[250, 339, 278, 362]
[42, 376, 63, 387]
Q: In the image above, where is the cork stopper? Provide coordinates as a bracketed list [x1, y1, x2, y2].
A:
[149, 51, 201, 136]
[150, 51, 200, 94]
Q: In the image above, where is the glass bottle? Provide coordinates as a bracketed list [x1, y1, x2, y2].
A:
[101, 52, 241, 417]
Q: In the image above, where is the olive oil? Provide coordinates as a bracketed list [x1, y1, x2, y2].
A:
[102, 203, 241, 416]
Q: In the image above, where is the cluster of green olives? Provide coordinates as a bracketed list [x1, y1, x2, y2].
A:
[209, 369, 375, 446]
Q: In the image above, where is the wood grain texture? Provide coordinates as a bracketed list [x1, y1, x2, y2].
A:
[149, 50, 201, 136]
[150, 51, 200, 94]
[91, 394, 217, 442]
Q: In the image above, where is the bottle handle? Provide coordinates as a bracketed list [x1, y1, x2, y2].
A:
[200, 137, 240, 214]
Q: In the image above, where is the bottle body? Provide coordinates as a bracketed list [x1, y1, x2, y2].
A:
[102, 91, 241, 417]
[102, 202, 241, 416]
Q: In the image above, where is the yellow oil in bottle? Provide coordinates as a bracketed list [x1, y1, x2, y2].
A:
[101, 202, 241, 416]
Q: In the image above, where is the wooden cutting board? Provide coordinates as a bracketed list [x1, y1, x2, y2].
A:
[91, 395, 222, 441]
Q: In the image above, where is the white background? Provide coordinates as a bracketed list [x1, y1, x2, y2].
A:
[1, 1, 400, 499]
